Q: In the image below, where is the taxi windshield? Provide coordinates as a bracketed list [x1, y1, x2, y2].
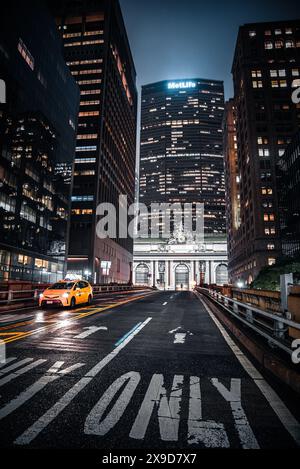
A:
[49, 282, 75, 290]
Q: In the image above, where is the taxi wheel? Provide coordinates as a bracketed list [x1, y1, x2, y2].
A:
[70, 297, 76, 309]
[87, 295, 92, 306]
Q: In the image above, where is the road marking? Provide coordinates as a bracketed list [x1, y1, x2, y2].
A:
[174, 333, 186, 344]
[74, 326, 108, 339]
[211, 378, 259, 449]
[85, 372, 141, 436]
[0, 358, 34, 375]
[130, 374, 183, 441]
[198, 294, 300, 447]
[15, 317, 152, 446]
[0, 362, 85, 420]
[115, 323, 142, 347]
[0, 359, 47, 387]
[163, 302, 168, 306]
[188, 376, 229, 448]
[3, 292, 154, 345]
[169, 327, 193, 344]
[0, 357, 17, 369]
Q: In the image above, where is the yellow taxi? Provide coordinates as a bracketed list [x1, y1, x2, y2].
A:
[39, 280, 93, 308]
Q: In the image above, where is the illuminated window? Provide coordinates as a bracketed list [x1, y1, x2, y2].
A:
[286, 40, 294, 48]
[268, 258, 276, 266]
[249, 31, 256, 37]
[265, 41, 273, 49]
[275, 40, 283, 48]
[275, 29, 282, 35]
[279, 80, 287, 88]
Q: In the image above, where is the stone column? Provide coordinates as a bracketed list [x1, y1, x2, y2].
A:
[165, 261, 169, 290]
[151, 260, 156, 288]
[170, 260, 174, 290]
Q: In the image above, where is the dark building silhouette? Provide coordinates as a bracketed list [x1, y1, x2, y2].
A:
[52, 0, 138, 284]
[139, 79, 226, 237]
[0, 1, 79, 282]
[228, 20, 300, 285]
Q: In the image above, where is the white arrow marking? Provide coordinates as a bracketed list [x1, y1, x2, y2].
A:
[169, 327, 193, 344]
[74, 326, 108, 339]
[174, 333, 187, 344]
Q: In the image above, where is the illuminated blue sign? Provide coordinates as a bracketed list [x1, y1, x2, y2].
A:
[167, 81, 196, 90]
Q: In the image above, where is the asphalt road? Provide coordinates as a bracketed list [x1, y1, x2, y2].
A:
[0, 290, 300, 450]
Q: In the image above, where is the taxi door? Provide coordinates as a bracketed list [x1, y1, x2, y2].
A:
[79, 281, 90, 303]
[74, 282, 85, 304]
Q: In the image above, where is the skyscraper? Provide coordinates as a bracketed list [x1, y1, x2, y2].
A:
[0, 1, 79, 283]
[139, 79, 226, 237]
[228, 20, 300, 285]
[52, 0, 138, 284]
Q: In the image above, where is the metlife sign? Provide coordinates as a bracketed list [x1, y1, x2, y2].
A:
[167, 81, 196, 90]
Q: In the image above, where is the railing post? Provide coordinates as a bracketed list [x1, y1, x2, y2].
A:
[7, 290, 13, 304]
[274, 320, 285, 340]
[246, 308, 253, 324]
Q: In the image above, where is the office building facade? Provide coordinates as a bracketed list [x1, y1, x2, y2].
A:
[229, 20, 300, 285]
[223, 99, 241, 283]
[0, 1, 79, 283]
[53, 0, 137, 284]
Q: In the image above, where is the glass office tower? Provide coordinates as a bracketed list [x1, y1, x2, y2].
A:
[139, 79, 226, 237]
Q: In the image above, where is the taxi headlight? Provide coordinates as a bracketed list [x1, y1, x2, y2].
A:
[39, 294, 44, 299]
[62, 292, 70, 299]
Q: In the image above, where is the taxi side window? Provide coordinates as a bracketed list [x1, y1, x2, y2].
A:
[79, 281, 87, 289]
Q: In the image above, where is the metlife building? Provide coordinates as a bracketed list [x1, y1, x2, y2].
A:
[139, 79, 226, 237]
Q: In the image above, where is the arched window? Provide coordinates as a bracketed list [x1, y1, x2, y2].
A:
[285, 40, 294, 48]
[135, 264, 149, 285]
[215, 264, 228, 286]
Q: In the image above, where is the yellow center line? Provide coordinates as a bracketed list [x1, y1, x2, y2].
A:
[2, 292, 155, 345]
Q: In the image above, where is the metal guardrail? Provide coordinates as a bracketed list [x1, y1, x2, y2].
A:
[197, 287, 300, 356]
[0, 286, 151, 307]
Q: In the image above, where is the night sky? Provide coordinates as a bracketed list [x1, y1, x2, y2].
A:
[120, 0, 300, 100]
